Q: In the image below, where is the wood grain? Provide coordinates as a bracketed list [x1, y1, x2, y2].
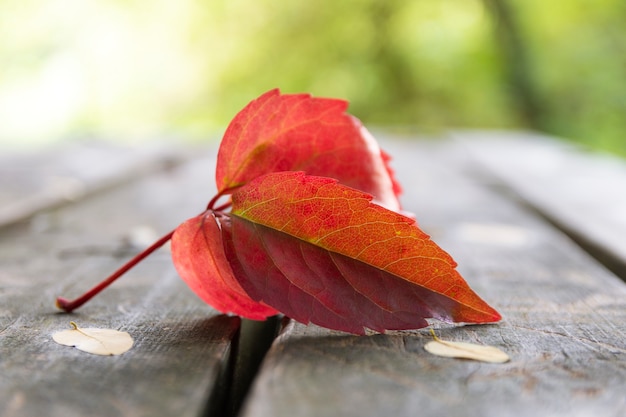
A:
[0, 145, 241, 417]
[3, 134, 625, 417]
[0, 141, 186, 229]
[457, 130, 626, 279]
[240, 136, 626, 417]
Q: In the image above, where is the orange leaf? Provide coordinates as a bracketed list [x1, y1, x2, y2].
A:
[225, 171, 501, 333]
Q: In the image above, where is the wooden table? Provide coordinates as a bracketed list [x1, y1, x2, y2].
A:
[1, 132, 625, 417]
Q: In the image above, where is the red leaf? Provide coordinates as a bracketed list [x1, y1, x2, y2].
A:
[55, 89, 500, 335]
[171, 212, 277, 320]
[224, 171, 501, 334]
[215, 89, 402, 210]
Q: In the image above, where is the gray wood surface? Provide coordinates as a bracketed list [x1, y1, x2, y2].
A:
[0, 141, 186, 228]
[240, 136, 626, 417]
[0, 144, 241, 417]
[2, 134, 626, 417]
[456, 130, 626, 278]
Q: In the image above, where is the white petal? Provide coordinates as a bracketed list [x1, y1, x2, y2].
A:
[52, 322, 134, 356]
[424, 338, 509, 363]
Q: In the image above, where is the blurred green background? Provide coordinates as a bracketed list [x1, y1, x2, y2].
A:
[1, 0, 624, 155]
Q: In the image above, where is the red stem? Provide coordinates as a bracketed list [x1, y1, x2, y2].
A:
[212, 201, 232, 212]
[207, 186, 240, 211]
[56, 229, 175, 312]
[207, 192, 225, 210]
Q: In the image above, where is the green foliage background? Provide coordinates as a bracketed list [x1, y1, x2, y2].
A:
[1, 0, 624, 155]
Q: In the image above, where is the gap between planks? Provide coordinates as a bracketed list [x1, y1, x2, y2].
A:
[478, 182, 626, 284]
[456, 132, 626, 283]
[223, 317, 283, 417]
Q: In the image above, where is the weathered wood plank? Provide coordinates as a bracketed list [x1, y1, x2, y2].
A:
[0, 141, 186, 229]
[0, 146, 240, 417]
[456, 130, 626, 278]
[240, 136, 626, 417]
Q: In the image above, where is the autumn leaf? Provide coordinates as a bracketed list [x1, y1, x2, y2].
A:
[56, 89, 501, 337]
[171, 211, 278, 320]
[215, 89, 402, 210]
[52, 322, 133, 356]
[219, 171, 501, 334]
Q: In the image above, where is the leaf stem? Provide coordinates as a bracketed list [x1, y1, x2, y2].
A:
[212, 201, 232, 212]
[207, 193, 223, 211]
[207, 187, 240, 211]
[429, 328, 441, 341]
[56, 229, 175, 313]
